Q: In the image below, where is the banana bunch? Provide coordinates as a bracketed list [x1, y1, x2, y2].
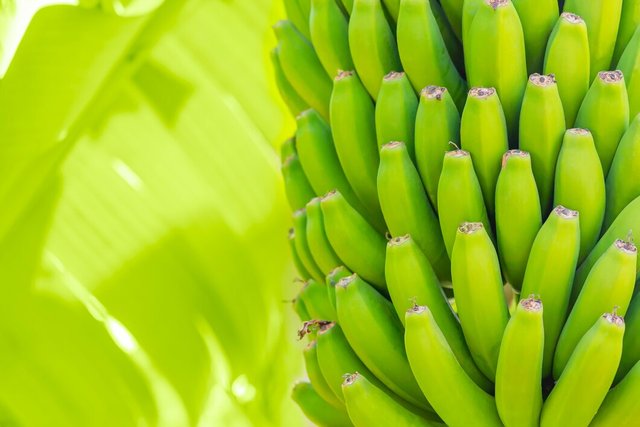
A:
[274, 0, 640, 425]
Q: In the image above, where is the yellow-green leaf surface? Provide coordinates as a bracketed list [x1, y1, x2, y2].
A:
[0, 1, 302, 426]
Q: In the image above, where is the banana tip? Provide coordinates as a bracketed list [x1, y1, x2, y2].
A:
[561, 12, 584, 24]
[342, 372, 360, 386]
[553, 205, 579, 219]
[599, 70, 624, 83]
[469, 87, 495, 99]
[421, 85, 447, 100]
[458, 222, 484, 234]
[529, 73, 556, 87]
[520, 296, 542, 312]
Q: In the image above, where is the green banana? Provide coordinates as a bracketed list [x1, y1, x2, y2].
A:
[283, 0, 311, 39]
[293, 296, 311, 322]
[574, 70, 630, 176]
[310, 0, 354, 77]
[520, 205, 581, 377]
[429, 0, 465, 75]
[414, 86, 461, 211]
[459, 87, 509, 214]
[437, 149, 492, 258]
[617, 27, 640, 120]
[282, 154, 316, 212]
[320, 190, 387, 291]
[271, 48, 309, 116]
[335, 274, 431, 409]
[591, 359, 640, 427]
[461, 0, 484, 44]
[293, 209, 326, 283]
[553, 128, 606, 262]
[289, 228, 311, 280]
[306, 197, 343, 275]
[385, 235, 493, 391]
[518, 73, 566, 214]
[511, 0, 559, 74]
[396, 0, 467, 109]
[543, 13, 590, 127]
[563, 0, 623, 81]
[451, 222, 509, 381]
[377, 141, 450, 280]
[439, 0, 463, 41]
[618, 292, 640, 381]
[554, 239, 636, 379]
[465, 0, 527, 142]
[280, 137, 297, 163]
[299, 278, 336, 320]
[326, 265, 352, 314]
[298, 0, 312, 26]
[273, 20, 332, 121]
[291, 382, 352, 427]
[405, 305, 503, 427]
[304, 340, 346, 409]
[495, 297, 544, 427]
[495, 150, 542, 291]
[612, 0, 640, 65]
[340, 0, 354, 14]
[540, 312, 625, 427]
[348, 0, 401, 99]
[330, 70, 385, 229]
[375, 72, 418, 156]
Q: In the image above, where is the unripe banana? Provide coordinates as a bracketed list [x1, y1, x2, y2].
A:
[298, 0, 312, 24]
[396, 0, 467, 109]
[617, 27, 640, 120]
[437, 149, 492, 257]
[461, 0, 484, 44]
[520, 205, 581, 376]
[330, 71, 385, 229]
[540, 312, 625, 427]
[340, 0, 354, 14]
[575, 70, 630, 176]
[511, 0, 558, 74]
[386, 235, 492, 391]
[617, 292, 640, 381]
[612, 0, 640, 65]
[280, 137, 297, 163]
[591, 358, 640, 427]
[563, 0, 623, 81]
[554, 239, 636, 379]
[304, 340, 346, 409]
[271, 48, 309, 116]
[495, 150, 542, 291]
[335, 274, 431, 410]
[451, 222, 509, 381]
[543, 13, 590, 127]
[320, 190, 387, 291]
[553, 128, 606, 262]
[405, 305, 503, 427]
[283, 0, 311, 39]
[289, 228, 311, 280]
[299, 279, 336, 320]
[291, 382, 352, 427]
[293, 209, 326, 282]
[282, 154, 316, 212]
[273, 20, 332, 120]
[519, 74, 566, 214]
[414, 86, 461, 211]
[306, 198, 343, 275]
[495, 297, 544, 427]
[310, 0, 354, 77]
[375, 72, 418, 155]
[429, 0, 465, 75]
[377, 141, 450, 280]
[460, 87, 509, 214]
[439, 0, 463, 41]
[294, 295, 311, 322]
[341, 373, 440, 427]
[348, 0, 401, 99]
[326, 265, 352, 315]
[465, 0, 527, 143]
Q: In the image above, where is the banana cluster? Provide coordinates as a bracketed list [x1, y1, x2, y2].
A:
[275, 0, 640, 426]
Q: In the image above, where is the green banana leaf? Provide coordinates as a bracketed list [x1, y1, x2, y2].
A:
[0, 1, 302, 426]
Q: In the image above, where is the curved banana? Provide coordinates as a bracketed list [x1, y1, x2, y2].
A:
[612, 0, 640, 65]
[540, 312, 625, 427]
[304, 340, 346, 409]
[282, 154, 316, 212]
[591, 358, 640, 427]
[461, 0, 484, 44]
[299, 279, 336, 320]
[283, 0, 311, 39]
[543, 13, 590, 127]
[511, 0, 558, 74]
[271, 48, 309, 116]
[291, 382, 352, 427]
[618, 292, 640, 381]
[326, 265, 352, 314]
[293, 208, 326, 282]
[439, 0, 463, 41]
[429, 0, 465, 75]
[617, 27, 640, 122]
[306, 198, 343, 275]
[310, 0, 354, 77]
[377, 141, 450, 280]
[414, 86, 461, 211]
[520, 205, 581, 377]
[289, 228, 311, 280]
[495, 297, 544, 427]
[293, 296, 311, 322]
[405, 305, 503, 427]
[375, 72, 418, 156]
[460, 87, 509, 214]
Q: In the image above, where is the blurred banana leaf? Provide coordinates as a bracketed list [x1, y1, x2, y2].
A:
[0, 1, 302, 426]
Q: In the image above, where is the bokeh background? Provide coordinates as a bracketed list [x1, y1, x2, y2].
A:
[0, 1, 304, 425]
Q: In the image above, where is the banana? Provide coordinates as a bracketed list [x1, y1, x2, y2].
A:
[292, 382, 352, 427]
[437, 149, 492, 257]
[282, 154, 316, 212]
[439, 0, 463, 41]
[326, 265, 352, 314]
[271, 48, 309, 117]
[617, 27, 640, 120]
[519, 74, 566, 214]
[385, 235, 493, 391]
[543, 13, 590, 127]
[575, 70, 630, 176]
[306, 197, 343, 275]
[321, 190, 387, 291]
[495, 150, 542, 291]
[298, 0, 312, 24]
[340, 0, 354, 14]
[283, 0, 311, 39]
[612, 0, 640, 65]
[460, 87, 509, 214]
[280, 137, 297, 163]
[520, 205, 581, 377]
[293, 296, 311, 322]
[299, 279, 336, 320]
[304, 340, 346, 409]
[618, 292, 640, 381]
[341, 373, 441, 427]
[330, 71, 385, 230]
[293, 208, 326, 283]
[495, 297, 544, 427]
[414, 86, 461, 211]
[553, 128, 606, 262]
[591, 359, 640, 427]
[396, 0, 467, 109]
[348, 0, 401, 99]
[451, 222, 509, 381]
[377, 141, 450, 280]
[273, 20, 332, 121]
[405, 305, 503, 427]
[461, 0, 484, 44]
[511, 0, 559, 74]
[310, 0, 354, 77]
[554, 239, 636, 379]
[540, 312, 625, 427]
[289, 228, 311, 280]
[465, 0, 527, 143]
[375, 72, 419, 156]
[429, 0, 465, 75]
[563, 0, 623, 81]
[335, 274, 431, 410]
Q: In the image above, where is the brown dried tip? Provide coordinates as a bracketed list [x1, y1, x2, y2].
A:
[321, 189, 339, 201]
[337, 274, 357, 289]
[384, 71, 404, 81]
[288, 228, 295, 239]
[604, 311, 625, 327]
[422, 85, 447, 100]
[615, 238, 637, 254]
[445, 148, 468, 158]
[407, 304, 427, 314]
[389, 235, 411, 246]
[298, 320, 333, 340]
[561, 12, 583, 24]
[469, 87, 495, 98]
[335, 70, 354, 81]
[342, 372, 360, 386]
[486, 0, 508, 9]
[520, 296, 542, 312]
[383, 141, 404, 150]
[599, 70, 623, 83]
[568, 128, 590, 136]
[553, 205, 579, 219]
[459, 222, 484, 234]
[502, 149, 529, 168]
[529, 73, 556, 86]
